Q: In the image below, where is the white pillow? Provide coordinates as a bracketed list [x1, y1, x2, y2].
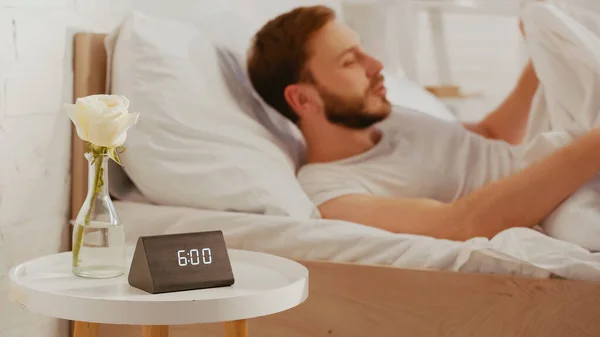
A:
[197, 11, 308, 170]
[521, 2, 600, 251]
[523, 3, 600, 134]
[109, 11, 319, 218]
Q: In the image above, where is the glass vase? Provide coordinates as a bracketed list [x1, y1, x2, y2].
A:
[72, 150, 126, 278]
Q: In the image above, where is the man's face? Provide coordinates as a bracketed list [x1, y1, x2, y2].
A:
[304, 20, 391, 129]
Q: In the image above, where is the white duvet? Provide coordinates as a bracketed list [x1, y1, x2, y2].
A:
[519, 2, 600, 251]
[115, 201, 600, 281]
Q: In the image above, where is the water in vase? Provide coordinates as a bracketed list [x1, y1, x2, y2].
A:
[72, 221, 126, 278]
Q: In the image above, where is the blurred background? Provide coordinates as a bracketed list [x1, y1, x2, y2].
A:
[343, 0, 525, 122]
[0, 0, 526, 336]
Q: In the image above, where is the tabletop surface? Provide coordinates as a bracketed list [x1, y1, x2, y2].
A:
[9, 248, 309, 325]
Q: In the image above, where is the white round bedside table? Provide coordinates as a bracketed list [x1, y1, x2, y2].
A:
[8, 248, 308, 337]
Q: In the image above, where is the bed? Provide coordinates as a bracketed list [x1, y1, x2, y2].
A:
[68, 3, 600, 337]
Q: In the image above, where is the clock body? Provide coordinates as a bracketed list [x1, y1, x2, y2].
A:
[128, 230, 235, 294]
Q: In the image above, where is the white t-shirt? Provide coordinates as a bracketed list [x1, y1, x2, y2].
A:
[297, 107, 522, 207]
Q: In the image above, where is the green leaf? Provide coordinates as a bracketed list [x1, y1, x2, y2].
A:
[108, 147, 123, 166]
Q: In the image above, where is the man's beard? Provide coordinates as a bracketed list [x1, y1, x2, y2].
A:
[317, 76, 392, 129]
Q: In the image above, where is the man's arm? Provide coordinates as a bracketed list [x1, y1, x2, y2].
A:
[464, 59, 539, 145]
[319, 128, 600, 241]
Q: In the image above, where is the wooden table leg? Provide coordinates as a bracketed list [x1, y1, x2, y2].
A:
[73, 321, 99, 337]
[224, 320, 248, 337]
[142, 325, 169, 337]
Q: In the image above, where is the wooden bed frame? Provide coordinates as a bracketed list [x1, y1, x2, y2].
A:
[69, 32, 600, 337]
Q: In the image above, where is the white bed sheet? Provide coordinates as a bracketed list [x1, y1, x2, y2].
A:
[115, 200, 600, 281]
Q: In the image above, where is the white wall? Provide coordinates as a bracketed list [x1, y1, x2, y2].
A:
[415, 11, 525, 121]
[0, 0, 133, 336]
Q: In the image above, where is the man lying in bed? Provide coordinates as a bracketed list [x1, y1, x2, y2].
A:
[246, 5, 600, 242]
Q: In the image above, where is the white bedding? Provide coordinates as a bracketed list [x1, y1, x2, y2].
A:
[519, 2, 600, 251]
[115, 201, 600, 281]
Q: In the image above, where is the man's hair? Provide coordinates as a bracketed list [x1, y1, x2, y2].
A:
[247, 6, 336, 124]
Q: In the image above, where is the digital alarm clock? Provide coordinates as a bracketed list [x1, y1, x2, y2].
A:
[128, 230, 235, 294]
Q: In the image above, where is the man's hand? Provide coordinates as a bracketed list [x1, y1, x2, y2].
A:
[320, 127, 600, 241]
[463, 122, 494, 140]
[466, 0, 544, 145]
[465, 59, 539, 145]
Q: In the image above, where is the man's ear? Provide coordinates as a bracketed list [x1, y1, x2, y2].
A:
[284, 84, 315, 119]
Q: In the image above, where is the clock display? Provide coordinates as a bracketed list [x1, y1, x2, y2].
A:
[128, 230, 235, 294]
[178, 248, 212, 266]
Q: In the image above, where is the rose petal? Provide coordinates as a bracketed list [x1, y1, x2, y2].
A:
[65, 103, 90, 142]
[111, 132, 128, 148]
[76, 96, 104, 112]
[103, 108, 126, 121]
[87, 118, 121, 148]
[87, 112, 139, 148]
[99, 95, 130, 121]
[104, 95, 129, 110]
[110, 112, 140, 147]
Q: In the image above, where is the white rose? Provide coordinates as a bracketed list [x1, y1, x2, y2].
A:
[65, 94, 140, 148]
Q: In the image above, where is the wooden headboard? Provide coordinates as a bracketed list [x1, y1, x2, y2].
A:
[70, 33, 109, 223]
